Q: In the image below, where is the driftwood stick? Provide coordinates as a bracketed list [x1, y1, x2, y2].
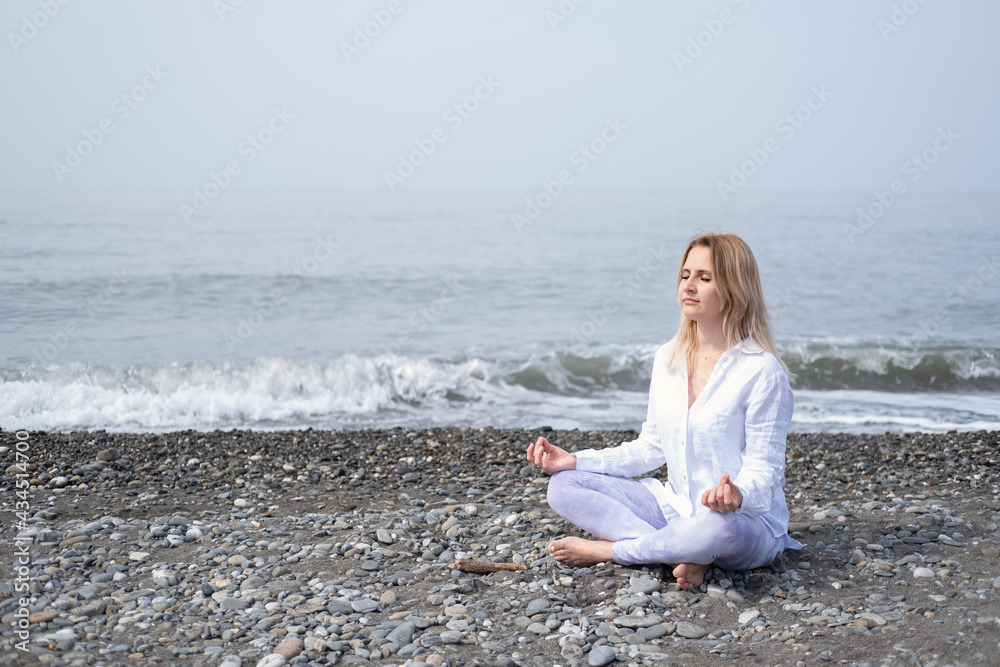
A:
[453, 558, 527, 573]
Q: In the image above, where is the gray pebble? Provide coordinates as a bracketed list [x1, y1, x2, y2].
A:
[386, 621, 415, 645]
[638, 623, 671, 640]
[527, 622, 548, 634]
[351, 597, 380, 613]
[674, 621, 707, 639]
[628, 577, 661, 594]
[588, 645, 617, 666]
[96, 448, 120, 461]
[614, 614, 662, 629]
[525, 598, 552, 615]
[440, 630, 465, 643]
[221, 597, 249, 611]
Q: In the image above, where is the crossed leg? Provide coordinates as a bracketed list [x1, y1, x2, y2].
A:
[545, 470, 778, 589]
[547, 538, 710, 589]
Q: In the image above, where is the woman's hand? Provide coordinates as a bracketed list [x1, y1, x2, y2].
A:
[700, 474, 743, 513]
[526, 437, 577, 474]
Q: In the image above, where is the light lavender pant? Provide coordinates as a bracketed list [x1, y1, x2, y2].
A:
[547, 470, 783, 570]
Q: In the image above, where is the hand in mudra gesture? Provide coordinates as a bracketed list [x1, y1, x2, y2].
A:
[526, 437, 577, 474]
[700, 473, 743, 514]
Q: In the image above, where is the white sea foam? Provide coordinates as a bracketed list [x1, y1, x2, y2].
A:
[792, 388, 1000, 433]
[2, 350, 998, 433]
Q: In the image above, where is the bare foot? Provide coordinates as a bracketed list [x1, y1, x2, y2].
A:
[672, 562, 710, 590]
[547, 537, 614, 567]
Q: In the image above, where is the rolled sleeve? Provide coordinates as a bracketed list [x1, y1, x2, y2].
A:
[572, 420, 665, 479]
[734, 370, 794, 519]
[572, 448, 605, 473]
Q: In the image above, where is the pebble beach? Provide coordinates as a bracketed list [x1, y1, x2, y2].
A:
[1, 427, 998, 667]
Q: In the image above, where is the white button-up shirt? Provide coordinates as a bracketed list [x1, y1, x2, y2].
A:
[574, 338, 796, 540]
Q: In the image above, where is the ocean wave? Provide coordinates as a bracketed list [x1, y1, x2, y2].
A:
[780, 340, 999, 391]
[1, 342, 998, 433]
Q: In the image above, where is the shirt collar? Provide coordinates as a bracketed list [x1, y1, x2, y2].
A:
[734, 338, 765, 355]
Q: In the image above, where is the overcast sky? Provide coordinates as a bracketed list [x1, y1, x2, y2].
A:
[1, 0, 997, 192]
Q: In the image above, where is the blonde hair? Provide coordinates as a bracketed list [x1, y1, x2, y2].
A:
[665, 232, 792, 379]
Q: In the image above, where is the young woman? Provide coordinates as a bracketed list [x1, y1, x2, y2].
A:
[526, 233, 800, 590]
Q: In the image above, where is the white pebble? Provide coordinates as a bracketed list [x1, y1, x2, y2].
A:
[42, 628, 78, 642]
[255, 653, 287, 667]
[913, 567, 935, 578]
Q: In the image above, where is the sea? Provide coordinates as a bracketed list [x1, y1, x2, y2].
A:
[2, 189, 998, 435]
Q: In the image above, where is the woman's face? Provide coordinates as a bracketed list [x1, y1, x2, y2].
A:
[678, 245, 725, 326]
